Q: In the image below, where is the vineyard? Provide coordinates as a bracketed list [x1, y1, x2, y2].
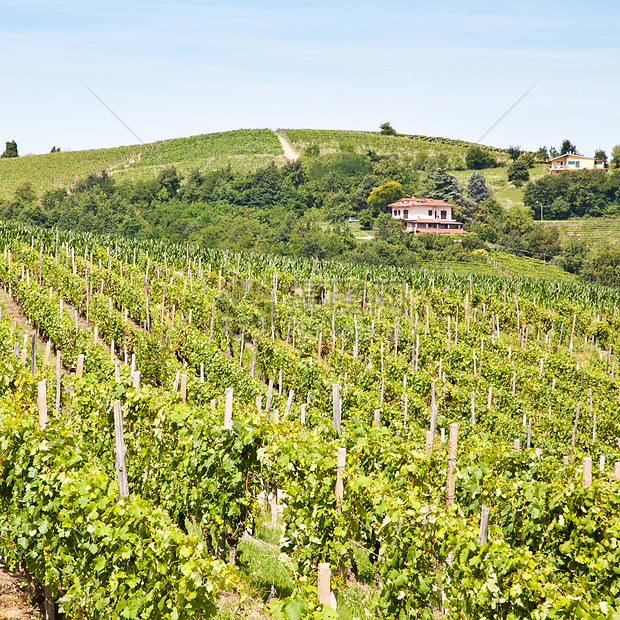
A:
[0, 130, 284, 201]
[283, 129, 510, 166]
[0, 221, 620, 618]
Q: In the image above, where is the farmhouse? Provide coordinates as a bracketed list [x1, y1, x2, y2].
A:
[549, 154, 608, 175]
[388, 197, 464, 233]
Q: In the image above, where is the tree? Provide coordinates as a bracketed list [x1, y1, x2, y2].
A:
[379, 122, 397, 136]
[507, 157, 530, 186]
[594, 149, 607, 162]
[367, 181, 404, 216]
[1, 140, 18, 158]
[507, 145, 522, 161]
[560, 139, 578, 155]
[467, 171, 491, 204]
[610, 144, 620, 169]
[465, 145, 497, 170]
[536, 146, 549, 161]
[50, 146, 61, 153]
[549, 146, 559, 158]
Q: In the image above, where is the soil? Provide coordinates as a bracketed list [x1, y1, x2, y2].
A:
[0, 566, 42, 620]
[275, 133, 299, 162]
[0, 288, 60, 368]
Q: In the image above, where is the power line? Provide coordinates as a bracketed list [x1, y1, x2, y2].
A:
[80, 80, 145, 145]
[476, 83, 537, 144]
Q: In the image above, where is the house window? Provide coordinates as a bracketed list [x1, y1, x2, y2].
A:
[440, 210, 447, 220]
[428, 209, 433, 216]
[403, 210, 408, 219]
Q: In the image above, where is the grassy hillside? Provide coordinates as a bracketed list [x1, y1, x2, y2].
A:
[0, 129, 284, 200]
[543, 217, 620, 244]
[410, 251, 579, 282]
[284, 128, 509, 166]
[453, 163, 548, 208]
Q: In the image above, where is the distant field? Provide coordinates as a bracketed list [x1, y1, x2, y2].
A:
[416, 250, 578, 282]
[0, 129, 284, 200]
[284, 128, 509, 167]
[114, 129, 285, 184]
[454, 163, 547, 208]
[0, 145, 141, 201]
[544, 217, 620, 245]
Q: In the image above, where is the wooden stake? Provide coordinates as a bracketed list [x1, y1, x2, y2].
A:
[76, 354, 84, 379]
[478, 506, 490, 544]
[113, 400, 130, 498]
[318, 563, 335, 609]
[571, 402, 580, 448]
[446, 424, 458, 508]
[425, 430, 433, 456]
[180, 374, 187, 403]
[55, 352, 61, 412]
[44, 340, 51, 366]
[582, 456, 592, 488]
[38, 380, 47, 429]
[224, 388, 233, 429]
[335, 448, 346, 513]
[332, 384, 341, 434]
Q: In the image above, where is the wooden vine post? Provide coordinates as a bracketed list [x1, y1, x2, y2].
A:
[478, 506, 490, 545]
[332, 384, 341, 434]
[37, 380, 47, 429]
[335, 448, 346, 513]
[582, 456, 592, 488]
[446, 424, 458, 508]
[113, 400, 130, 498]
[76, 354, 84, 379]
[318, 562, 336, 609]
[224, 388, 233, 429]
[180, 373, 187, 403]
[55, 351, 62, 412]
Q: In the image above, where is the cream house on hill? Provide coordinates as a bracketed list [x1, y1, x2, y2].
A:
[388, 197, 464, 233]
[549, 154, 607, 175]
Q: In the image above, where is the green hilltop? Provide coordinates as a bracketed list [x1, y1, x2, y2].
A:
[0, 129, 285, 201]
[0, 127, 511, 201]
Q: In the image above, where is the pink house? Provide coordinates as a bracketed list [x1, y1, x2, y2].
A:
[388, 197, 464, 233]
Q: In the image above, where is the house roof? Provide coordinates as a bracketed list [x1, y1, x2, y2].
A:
[549, 154, 595, 162]
[407, 218, 462, 224]
[388, 197, 457, 208]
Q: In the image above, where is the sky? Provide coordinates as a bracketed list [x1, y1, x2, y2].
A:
[1, 0, 619, 157]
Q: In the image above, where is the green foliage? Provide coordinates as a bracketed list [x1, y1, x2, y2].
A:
[560, 139, 578, 155]
[465, 145, 497, 170]
[467, 171, 492, 205]
[379, 122, 397, 136]
[523, 169, 620, 219]
[594, 149, 607, 162]
[507, 158, 530, 187]
[611, 145, 620, 169]
[507, 145, 522, 161]
[1, 140, 18, 158]
[366, 181, 404, 216]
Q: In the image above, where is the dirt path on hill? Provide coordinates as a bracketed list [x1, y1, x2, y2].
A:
[274, 130, 299, 162]
[0, 566, 42, 619]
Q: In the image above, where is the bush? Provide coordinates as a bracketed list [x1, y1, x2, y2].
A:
[465, 146, 497, 170]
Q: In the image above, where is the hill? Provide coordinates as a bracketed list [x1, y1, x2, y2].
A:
[0, 127, 519, 203]
[0, 129, 284, 201]
[283, 127, 509, 166]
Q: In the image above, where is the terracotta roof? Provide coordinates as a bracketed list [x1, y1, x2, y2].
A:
[388, 197, 457, 208]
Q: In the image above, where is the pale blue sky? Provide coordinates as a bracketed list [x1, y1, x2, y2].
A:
[1, 0, 619, 156]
